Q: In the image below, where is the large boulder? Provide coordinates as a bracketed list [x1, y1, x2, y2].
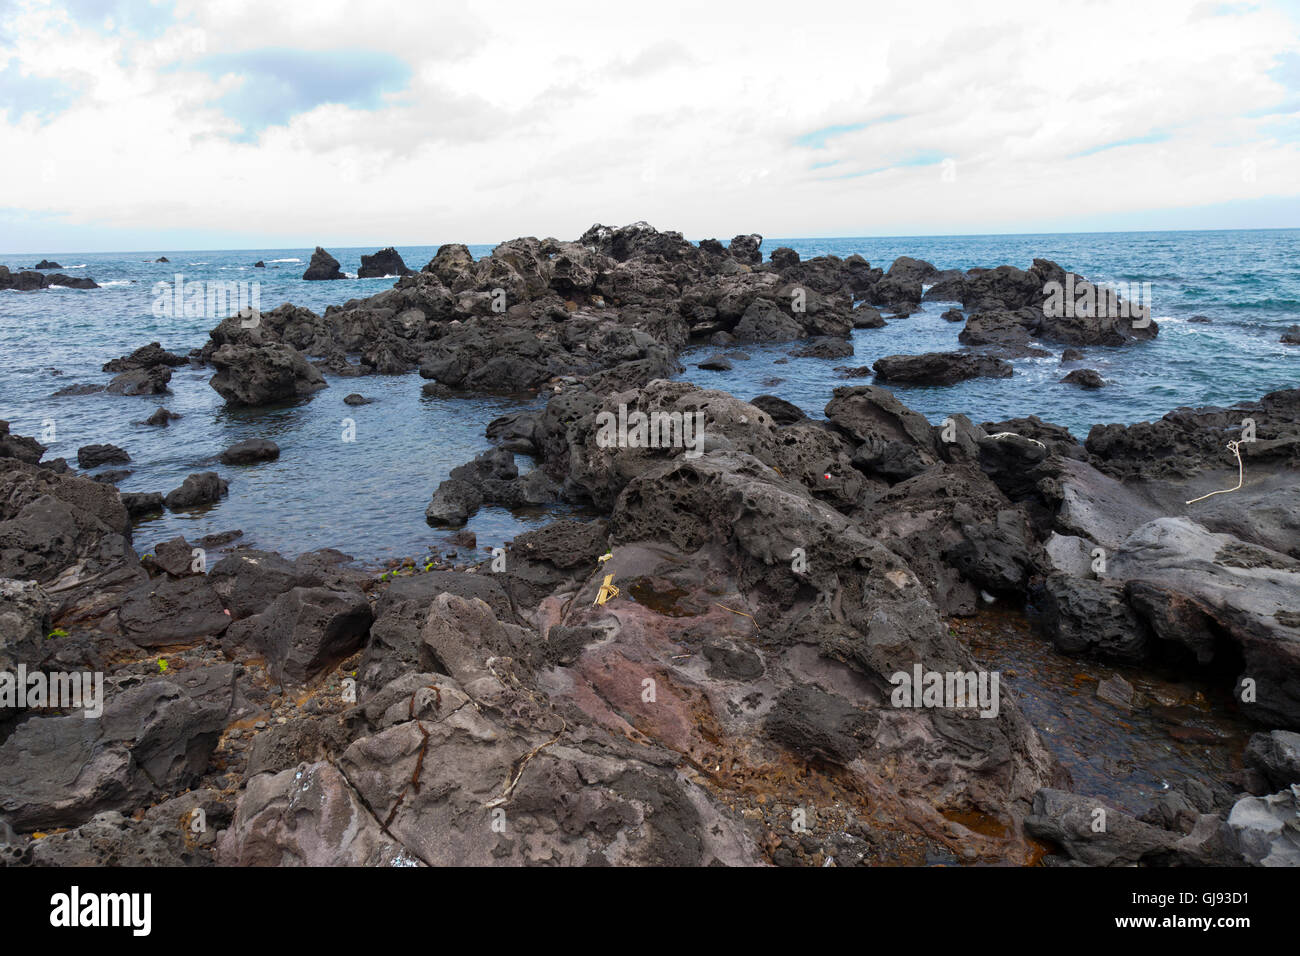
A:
[1109, 517, 1300, 726]
[209, 342, 327, 406]
[77, 444, 130, 469]
[164, 472, 228, 511]
[0, 461, 142, 616]
[0, 681, 225, 831]
[117, 574, 231, 647]
[226, 586, 373, 685]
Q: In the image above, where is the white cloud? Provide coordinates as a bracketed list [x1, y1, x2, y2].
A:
[1, 0, 1298, 249]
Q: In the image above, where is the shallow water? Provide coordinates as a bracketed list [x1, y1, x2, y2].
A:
[958, 609, 1250, 817]
[1, 230, 1296, 563]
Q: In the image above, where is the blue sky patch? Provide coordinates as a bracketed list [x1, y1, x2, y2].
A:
[193, 47, 412, 138]
[1069, 132, 1170, 159]
[794, 113, 906, 149]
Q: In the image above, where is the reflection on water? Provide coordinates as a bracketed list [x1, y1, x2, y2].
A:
[956, 608, 1249, 817]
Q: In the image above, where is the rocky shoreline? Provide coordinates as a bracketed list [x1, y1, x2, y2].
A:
[1, 223, 1297, 867]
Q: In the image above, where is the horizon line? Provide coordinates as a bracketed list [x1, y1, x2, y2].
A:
[3, 223, 1298, 258]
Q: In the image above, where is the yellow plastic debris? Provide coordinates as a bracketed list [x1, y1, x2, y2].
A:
[594, 573, 620, 606]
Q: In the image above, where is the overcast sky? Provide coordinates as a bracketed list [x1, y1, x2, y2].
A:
[2, 0, 1298, 252]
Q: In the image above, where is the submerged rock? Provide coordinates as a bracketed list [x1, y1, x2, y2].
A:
[219, 438, 280, 465]
[873, 351, 1013, 386]
[164, 471, 228, 510]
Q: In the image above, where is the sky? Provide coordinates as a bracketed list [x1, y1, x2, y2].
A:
[1, 0, 1298, 253]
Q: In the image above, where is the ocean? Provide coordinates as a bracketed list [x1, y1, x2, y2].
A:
[1, 228, 1296, 565]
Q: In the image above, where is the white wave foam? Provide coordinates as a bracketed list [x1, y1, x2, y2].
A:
[269, 258, 301, 263]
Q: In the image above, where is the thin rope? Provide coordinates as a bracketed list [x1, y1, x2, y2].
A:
[1186, 440, 1244, 505]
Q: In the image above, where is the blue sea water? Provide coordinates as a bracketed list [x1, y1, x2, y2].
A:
[0, 229, 1296, 565]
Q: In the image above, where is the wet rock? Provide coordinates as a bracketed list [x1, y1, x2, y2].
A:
[873, 352, 1013, 386]
[851, 303, 885, 328]
[357, 247, 412, 279]
[89, 468, 131, 485]
[196, 529, 243, 548]
[164, 472, 228, 510]
[697, 355, 733, 372]
[1281, 325, 1300, 345]
[302, 246, 345, 280]
[106, 364, 173, 395]
[1061, 348, 1085, 362]
[1096, 674, 1135, 711]
[121, 492, 164, 519]
[0, 422, 45, 465]
[1035, 573, 1148, 661]
[959, 308, 1038, 348]
[51, 382, 105, 397]
[209, 342, 327, 406]
[77, 443, 130, 468]
[425, 479, 482, 527]
[254, 260, 265, 268]
[219, 438, 280, 465]
[31, 259, 61, 270]
[792, 337, 853, 359]
[343, 393, 373, 405]
[1062, 368, 1105, 388]
[0, 267, 99, 291]
[143, 407, 180, 426]
[941, 307, 963, 322]
[103, 342, 187, 373]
